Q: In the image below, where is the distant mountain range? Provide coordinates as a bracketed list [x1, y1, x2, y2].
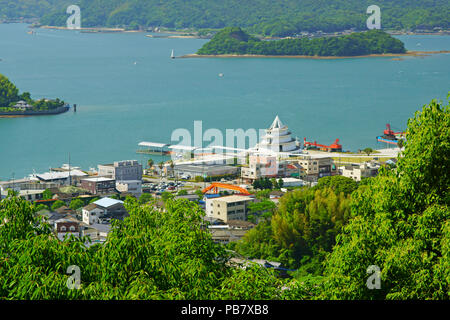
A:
[1, 0, 449, 36]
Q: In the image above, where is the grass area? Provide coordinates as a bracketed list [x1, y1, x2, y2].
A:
[143, 175, 160, 179]
[332, 156, 392, 164]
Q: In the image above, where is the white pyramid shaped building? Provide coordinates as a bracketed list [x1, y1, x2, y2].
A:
[256, 115, 301, 154]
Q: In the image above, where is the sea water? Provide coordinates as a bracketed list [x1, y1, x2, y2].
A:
[0, 23, 449, 179]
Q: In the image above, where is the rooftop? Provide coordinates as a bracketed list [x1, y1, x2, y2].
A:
[36, 170, 88, 181]
[138, 142, 168, 148]
[82, 177, 115, 183]
[268, 115, 286, 130]
[174, 164, 237, 171]
[94, 197, 124, 208]
[213, 195, 253, 203]
[83, 203, 99, 211]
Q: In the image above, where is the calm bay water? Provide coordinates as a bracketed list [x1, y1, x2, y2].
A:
[0, 23, 449, 180]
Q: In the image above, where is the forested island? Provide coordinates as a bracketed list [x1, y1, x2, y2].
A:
[1, 0, 448, 37]
[0, 73, 68, 116]
[195, 28, 406, 57]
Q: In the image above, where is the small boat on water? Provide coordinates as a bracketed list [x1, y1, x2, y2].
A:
[171, 49, 175, 59]
[376, 124, 406, 145]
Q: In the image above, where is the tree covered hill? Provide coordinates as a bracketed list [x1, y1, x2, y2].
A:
[196, 27, 406, 56]
[0, 73, 64, 110]
[1, 0, 448, 36]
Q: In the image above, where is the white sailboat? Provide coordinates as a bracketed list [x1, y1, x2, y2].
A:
[171, 49, 175, 59]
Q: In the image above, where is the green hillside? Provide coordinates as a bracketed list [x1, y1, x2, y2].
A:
[197, 27, 407, 56]
[1, 1, 448, 36]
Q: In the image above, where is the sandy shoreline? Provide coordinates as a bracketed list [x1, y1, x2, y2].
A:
[40, 26, 131, 33]
[179, 51, 450, 60]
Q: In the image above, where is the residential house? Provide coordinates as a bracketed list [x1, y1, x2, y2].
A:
[54, 218, 80, 241]
[82, 203, 105, 225]
[339, 161, 381, 182]
[82, 197, 128, 225]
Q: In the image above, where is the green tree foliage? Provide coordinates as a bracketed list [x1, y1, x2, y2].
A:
[32, 1, 450, 36]
[0, 192, 283, 299]
[51, 200, 66, 211]
[0, 74, 19, 108]
[197, 28, 406, 56]
[161, 191, 174, 202]
[194, 176, 204, 182]
[195, 189, 204, 199]
[88, 197, 100, 204]
[0, 191, 51, 253]
[31, 98, 65, 110]
[138, 192, 153, 204]
[247, 199, 276, 223]
[69, 198, 85, 211]
[321, 97, 450, 299]
[252, 177, 273, 190]
[314, 175, 358, 196]
[273, 188, 352, 267]
[177, 189, 188, 196]
[254, 189, 272, 199]
[277, 178, 284, 189]
[42, 189, 53, 200]
[236, 187, 352, 269]
[363, 147, 374, 156]
[234, 220, 280, 263]
[35, 203, 49, 212]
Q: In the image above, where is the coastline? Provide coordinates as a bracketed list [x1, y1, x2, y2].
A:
[146, 34, 199, 39]
[39, 25, 126, 33]
[0, 105, 70, 117]
[36, 25, 449, 36]
[38, 25, 203, 37]
[179, 50, 450, 60]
